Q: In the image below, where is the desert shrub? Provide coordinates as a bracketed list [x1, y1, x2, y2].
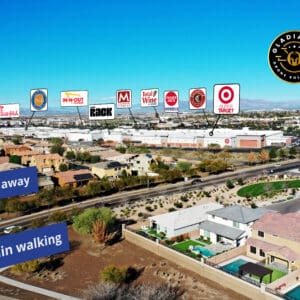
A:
[100, 265, 128, 284]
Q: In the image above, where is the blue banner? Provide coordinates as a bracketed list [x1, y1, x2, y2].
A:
[0, 166, 39, 199]
[0, 222, 69, 268]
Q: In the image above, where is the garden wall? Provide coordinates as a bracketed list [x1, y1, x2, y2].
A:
[123, 227, 280, 300]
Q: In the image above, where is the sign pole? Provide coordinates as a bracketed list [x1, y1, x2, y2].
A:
[128, 108, 137, 128]
[202, 109, 211, 127]
[209, 115, 221, 136]
[25, 111, 35, 131]
[76, 106, 84, 126]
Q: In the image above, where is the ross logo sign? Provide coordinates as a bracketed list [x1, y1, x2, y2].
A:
[30, 89, 48, 111]
[89, 104, 115, 120]
[0, 167, 39, 199]
[213, 84, 240, 114]
[164, 90, 179, 113]
[141, 89, 159, 107]
[0, 104, 20, 118]
[61, 91, 88, 107]
[0, 222, 69, 268]
[189, 88, 206, 110]
[269, 30, 300, 83]
[116, 90, 132, 109]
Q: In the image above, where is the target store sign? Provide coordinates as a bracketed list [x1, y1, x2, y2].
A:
[189, 88, 206, 110]
[164, 90, 179, 113]
[116, 90, 132, 109]
[213, 84, 240, 115]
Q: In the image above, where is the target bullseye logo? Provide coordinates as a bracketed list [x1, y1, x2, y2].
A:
[214, 83, 240, 115]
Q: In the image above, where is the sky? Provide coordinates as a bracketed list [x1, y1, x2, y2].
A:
[0, 0, 300, 111]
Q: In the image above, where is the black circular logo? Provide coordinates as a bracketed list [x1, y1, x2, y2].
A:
[268, 30, 300, 83]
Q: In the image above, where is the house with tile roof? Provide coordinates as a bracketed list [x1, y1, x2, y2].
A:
[52, 169, 94, 188]
[199, 205, 269, 247]
[246, 211, 300, 271]
[91, 161, 130, 180]
[29, 153, 65, 174]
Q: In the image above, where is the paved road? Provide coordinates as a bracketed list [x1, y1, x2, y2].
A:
[1, 159, 300, 231]
[267, 198, 300, 213]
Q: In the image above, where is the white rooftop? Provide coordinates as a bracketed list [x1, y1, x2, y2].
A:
[149, 202, 223, 230]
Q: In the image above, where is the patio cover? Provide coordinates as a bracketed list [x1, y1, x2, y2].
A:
[239, 262, 272, 283]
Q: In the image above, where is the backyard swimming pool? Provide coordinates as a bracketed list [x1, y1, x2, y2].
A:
[285, 285, 300, 300]
[193, 245, 215, 257]
[222, 258, 249, 274]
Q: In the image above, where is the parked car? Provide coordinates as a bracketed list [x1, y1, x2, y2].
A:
[3, 225, 22, 234]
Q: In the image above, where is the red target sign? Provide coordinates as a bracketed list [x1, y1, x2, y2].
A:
[214, 84, 240, 115]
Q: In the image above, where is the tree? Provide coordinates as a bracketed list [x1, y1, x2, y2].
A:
[50, 144, 65, 156]
[269, 148, 277, 160]
[65, 151, 75, 160]
[226, 179, 234, 189]
[50, 137, 64, 146]
[30, 218, 46, 229]
[176, 161, 192, 173]
[38, 188, 56, 208]
[90, 155, 100, 163]
[289, 146, 297, 157]
[100, 265, 128, 284]
[73, 208, 115, 235]
[9, 155, 21, 164]
[278, 148, 286, 160]
[92, 219, 115, 244]
[59, 163, 68, 172]
[248, 152, 257, 165]
[258, 149, 270, 164]
[11, 259, 40, 274]
[12, 135, 22, 145]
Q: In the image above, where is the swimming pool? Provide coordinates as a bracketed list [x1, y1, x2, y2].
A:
[222, 258, 249, 274]
[193, 245, 215, 257]
[285, 285, 300, 300]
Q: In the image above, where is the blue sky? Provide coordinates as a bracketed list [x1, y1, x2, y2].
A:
[0, 0, 299, 110]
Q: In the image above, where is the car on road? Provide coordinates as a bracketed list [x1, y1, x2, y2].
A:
[191, 179, 202, 185]
[3, 225, 23, 234]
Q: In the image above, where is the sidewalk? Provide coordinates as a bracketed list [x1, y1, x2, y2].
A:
[0, 275, 81, 300]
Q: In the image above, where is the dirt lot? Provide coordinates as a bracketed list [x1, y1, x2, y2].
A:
[0, 227, 249, 300]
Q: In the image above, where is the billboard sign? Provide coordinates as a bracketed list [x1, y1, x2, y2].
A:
[0, 104, 20, 118]
[89, 104, 115, 120]
[189, 88, 206, 110]
[0, 167, 38, 199]
[140, 88, 159, 107]
[61, 91, 88, 107]
[116, 90, 132, 109]
[164, 90, 179, 113]
[0, 222, 69, 268]
[30, 89, 48, 112]
[213, 84, 240, 114]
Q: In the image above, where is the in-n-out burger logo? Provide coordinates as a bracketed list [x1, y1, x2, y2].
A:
[89, 104, 115, 120]
[61, 91, 88, 106]
[141, 89, 159, 107]
[0, 104, 20, 118]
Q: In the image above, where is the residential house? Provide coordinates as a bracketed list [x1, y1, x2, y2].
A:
[246, 211, 300, 271]
[199, 205, 268, 247]
[106, 153, 153, 176]
[29, 153, 65, 174]
[91, 161, 130, 180]
[0, 157, 9, 164]
[52, 169, 94, 188]
[3, 144, 31, 155]
[149, 203, 223, 238]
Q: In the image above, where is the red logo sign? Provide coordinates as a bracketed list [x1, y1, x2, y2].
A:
[116, 90, 131, 108]
[218, 86, 234, 104]
[165, 91, 178, 106]
[190, 89, 206, 109]
[225, 138, 230, 144]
